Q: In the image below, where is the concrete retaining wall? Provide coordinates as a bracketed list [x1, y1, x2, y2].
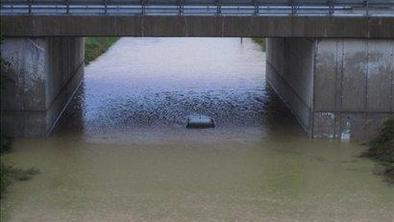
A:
[313, 38, 394, 140]
[1, 37, 84, 137]
[266, 38, 315, 135]
[267, 38, 394, 141]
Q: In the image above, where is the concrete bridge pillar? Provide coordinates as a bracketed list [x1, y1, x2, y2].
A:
[266, 38, 394, 141]
[1, 37, 84, 137]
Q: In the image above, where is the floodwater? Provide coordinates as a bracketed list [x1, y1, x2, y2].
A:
[1, 38, 393, 222]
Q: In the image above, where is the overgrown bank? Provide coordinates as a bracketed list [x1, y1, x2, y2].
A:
[0, 114, 39, 198]
[252, 38, 266, 51]
[362, 119, 394, 184]
[85, 37, 119, 64]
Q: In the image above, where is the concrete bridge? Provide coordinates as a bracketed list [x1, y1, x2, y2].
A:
[1, 0, 394, 140]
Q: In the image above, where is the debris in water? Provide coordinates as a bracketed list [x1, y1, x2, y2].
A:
[186, 115, 215, 129]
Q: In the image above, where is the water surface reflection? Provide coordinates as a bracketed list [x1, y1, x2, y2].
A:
[57, 37, 302, 143]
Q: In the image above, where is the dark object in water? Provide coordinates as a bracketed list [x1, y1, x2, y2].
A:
[186, 115, 215, 129]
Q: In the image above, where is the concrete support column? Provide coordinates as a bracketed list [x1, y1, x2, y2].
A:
[1, 37, 84, 137]
[267, 38, 394, 141]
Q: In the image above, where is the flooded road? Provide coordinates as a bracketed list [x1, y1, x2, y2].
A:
[1, 38, 393, 222]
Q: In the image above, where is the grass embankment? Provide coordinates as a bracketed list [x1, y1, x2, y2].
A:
[0, 137, 39, 198]
[362, 119, 394, 184]
[85, 37, 119, 64]
[252, 38, 266, 51]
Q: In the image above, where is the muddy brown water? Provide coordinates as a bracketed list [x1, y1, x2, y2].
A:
[1, 38, 393, 222]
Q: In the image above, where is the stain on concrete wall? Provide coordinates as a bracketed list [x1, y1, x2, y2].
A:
[314, 39, 394, 140]
[1, 38, 48, 111]
[268, 37, 394, 141]
[1, 37, 84, 137]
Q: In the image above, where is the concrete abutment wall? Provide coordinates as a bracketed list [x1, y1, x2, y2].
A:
[267, 37, 394, 141]
[1, 37, 84, 137]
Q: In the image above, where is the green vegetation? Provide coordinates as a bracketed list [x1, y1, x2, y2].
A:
[0, 130, 39, 198]
[0, 137, 11, 154]
[85, 37, 119, 64]
[252, 38, 266, 51]
[362, 119, 394, 183]
[1, 161, 40, 198]
[1, 136, 39, 197]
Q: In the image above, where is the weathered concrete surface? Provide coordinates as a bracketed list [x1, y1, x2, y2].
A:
[267, 38, 394, 141]
[1, 37, 84, 137]
[1, 15, 394, 38]
[266, 38, 315, 134]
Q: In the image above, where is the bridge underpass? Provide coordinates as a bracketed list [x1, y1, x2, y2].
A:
[1, 0, 394, 140]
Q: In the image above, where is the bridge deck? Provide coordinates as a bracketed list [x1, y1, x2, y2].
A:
[1, 1, 394, 37]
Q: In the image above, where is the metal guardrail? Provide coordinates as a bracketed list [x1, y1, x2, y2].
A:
[1, 0, 393, 16]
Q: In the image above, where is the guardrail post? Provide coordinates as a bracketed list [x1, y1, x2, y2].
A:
[28, 0, 32, 14]
[253, 0, 259, 15]
[290, 0, 295, 15]
[178, 0, 183, 15]
[65, 0, 70, 14]
[328, 0, 334, 16]
[216, 0, 221, 15]
[141, 0, 145, 15]
[364, 0, 369, 16]
[104, 0, 108, 14]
